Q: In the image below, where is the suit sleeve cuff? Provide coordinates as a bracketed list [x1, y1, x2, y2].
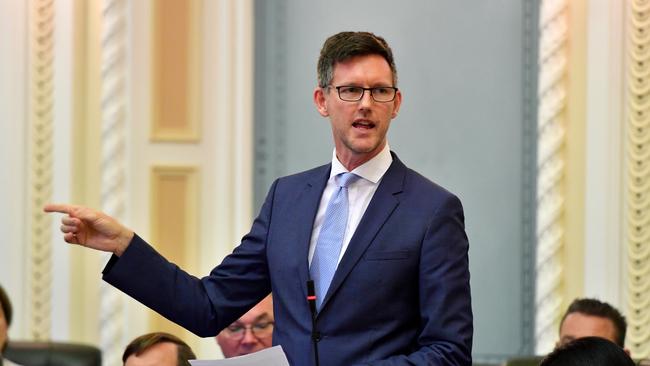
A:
[102, 233, 158, 281]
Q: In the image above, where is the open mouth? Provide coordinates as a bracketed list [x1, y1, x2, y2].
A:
[352, 120, 375, 129]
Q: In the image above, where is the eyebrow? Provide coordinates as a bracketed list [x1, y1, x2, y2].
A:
[231, 314, 271, 327]
[335, 83, 394, 88]
[253, 314, 271, 322]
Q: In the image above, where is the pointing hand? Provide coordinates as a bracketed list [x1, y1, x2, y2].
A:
[43, 204, 134, 256]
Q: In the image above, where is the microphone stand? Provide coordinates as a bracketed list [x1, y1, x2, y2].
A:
[307, 280, 321, 366]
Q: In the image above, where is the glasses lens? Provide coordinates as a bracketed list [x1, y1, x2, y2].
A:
[337, 86, 363, 101]
[251, 322, 274, 338]
[335, 86, 396, 102]
[226, 325, 246, 340]
[225, 322, 274, 340]
[371, 87, 396, 102]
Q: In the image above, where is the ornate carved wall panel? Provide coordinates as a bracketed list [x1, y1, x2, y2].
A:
[149, 166, 199, 351]
[535, 0, 568, 354]
[150, 166, 199, 267]
[626, 0, 650, 357]
[126, 0, 253, 357]
[150, 0, 200, 142]
[99, 0, 128, 364]
[28, 0, 55, 341]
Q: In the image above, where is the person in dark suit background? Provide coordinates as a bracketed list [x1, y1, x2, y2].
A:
[541, 337, 635, 366]
[122, 332, 195, 366]
[45, 31, 473, 365]
[0, 285, 22, 366]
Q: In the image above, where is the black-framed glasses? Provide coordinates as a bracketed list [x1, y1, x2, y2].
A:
[223, 321, 274, 341]
[331, 85, 398, 102]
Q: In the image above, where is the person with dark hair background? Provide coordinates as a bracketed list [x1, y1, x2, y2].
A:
[558, 298, 627, 351]
[540, 336, 635, 366]
[122, 332, 196, 366]
[0, 285, 21, 366]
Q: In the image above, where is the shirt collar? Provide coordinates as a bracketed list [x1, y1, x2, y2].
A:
[330, 144, 393, 184]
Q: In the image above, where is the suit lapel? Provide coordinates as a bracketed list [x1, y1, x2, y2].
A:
[296, 164, 331, 299]
[319, 155, 406, 312]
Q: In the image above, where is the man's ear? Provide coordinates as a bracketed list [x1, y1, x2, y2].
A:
[314, 87, 329, 117]
[391, 89, 402, 118]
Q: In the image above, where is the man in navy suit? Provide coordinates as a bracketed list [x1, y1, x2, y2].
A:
[45, 31, 473, 365]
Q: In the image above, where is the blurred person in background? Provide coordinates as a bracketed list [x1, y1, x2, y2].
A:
[558, 298, 627, 353]
[215, 295, 273, 358]
[541, 336, 634, 366]
[123, 332, 195, 366]
[0, 285, 21, 366]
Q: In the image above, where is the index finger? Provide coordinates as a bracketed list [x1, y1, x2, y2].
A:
[43, 203, 79, 215]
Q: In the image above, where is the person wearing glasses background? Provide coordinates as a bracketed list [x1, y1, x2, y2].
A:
[0, 285, 23, 366]
[215, 295, 273, 358]
[45, 31, 472, 365]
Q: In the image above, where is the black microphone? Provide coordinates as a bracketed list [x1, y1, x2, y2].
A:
[307, 280, 320, 366]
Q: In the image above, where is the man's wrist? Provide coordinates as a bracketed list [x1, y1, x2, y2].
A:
[114, 230, 134, 257]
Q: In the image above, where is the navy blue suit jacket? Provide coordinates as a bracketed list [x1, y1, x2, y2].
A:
[103, 152, 473, 365]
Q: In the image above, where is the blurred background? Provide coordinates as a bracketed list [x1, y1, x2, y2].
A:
[0, 0, 644, 364]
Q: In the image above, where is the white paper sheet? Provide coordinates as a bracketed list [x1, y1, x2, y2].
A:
[189, 345, 289, 366]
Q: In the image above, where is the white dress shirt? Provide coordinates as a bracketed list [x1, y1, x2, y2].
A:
[308, 144, 393, 265]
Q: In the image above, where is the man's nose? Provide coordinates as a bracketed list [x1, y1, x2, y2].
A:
[359, 89, 374, 108]
[240, 329, 258, 345]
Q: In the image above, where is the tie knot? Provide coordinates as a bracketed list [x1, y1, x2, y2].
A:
[336, 172, 359, 188]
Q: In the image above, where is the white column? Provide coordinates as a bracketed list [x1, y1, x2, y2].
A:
[582, 0, 624, 306]
[535, 0, 569, 354]
[197, 0, 254, 358]
[27, 0, 56, 341]
[99, 0, 128, 364]
[623, 0, 649, 357]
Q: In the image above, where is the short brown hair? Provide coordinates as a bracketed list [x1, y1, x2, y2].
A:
[0, 284, 12, 353]
[122, 332, 196, 366]
[0, 284, 12, 327]
[317, 31, 398, 88]
[561, 298, 627, 347]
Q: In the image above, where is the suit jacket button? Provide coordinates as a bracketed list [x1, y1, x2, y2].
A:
[312, 331, 322, 342]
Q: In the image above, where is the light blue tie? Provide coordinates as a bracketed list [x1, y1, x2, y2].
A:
[310, 172, 359, 310]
